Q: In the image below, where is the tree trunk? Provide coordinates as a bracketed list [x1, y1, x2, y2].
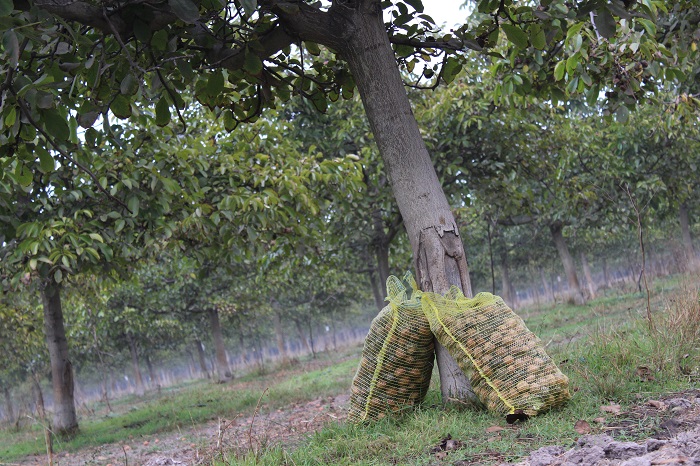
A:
[195, 339, 210, 378]
[2, 386, 14, 424]
[340, 4, 473, 403]
[126, 332, 145, 396]
[270, 300, 289, 363]
[208, 308, 232, 381]
[144, 353, 157, 387]
[602, 257, 611, 289]
[549, 223, 586, 305]
[500, 251, 515, 308]
[294, 318, 312, 354]
[540, 268, 554, 302]
[41, 280, 78, 437]
[679, 202, 697, 271]
[368, 269, 384, 311]
[580, 252, 596, 299]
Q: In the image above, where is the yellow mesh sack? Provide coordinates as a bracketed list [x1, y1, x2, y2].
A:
[348, 274, 434, 423]
[421, 288, 571, 417]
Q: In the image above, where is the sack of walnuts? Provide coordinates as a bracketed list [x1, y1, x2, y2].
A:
[421, 288, 570, 417]
[348, 274, 435, 423]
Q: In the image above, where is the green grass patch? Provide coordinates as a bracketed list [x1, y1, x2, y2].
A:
[0, 355, 359, 462]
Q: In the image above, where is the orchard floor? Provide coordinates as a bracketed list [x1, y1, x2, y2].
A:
[12, 390, 700, 465]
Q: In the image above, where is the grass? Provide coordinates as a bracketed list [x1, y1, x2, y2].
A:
[2, 274, 699, 465]
[0, 350, 360, 462]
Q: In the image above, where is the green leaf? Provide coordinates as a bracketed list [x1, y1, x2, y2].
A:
[120, 73, 139, 95]
[305, 42, 321, 56]
[442, 56, 462, 84]
[594, 8, 616, 39]
[44, 111, 70, 141]
[168, 0, 200, 23]
[127, 196, 140, 216]
[36, 146, 54, 173]
[15, 162, 32, 186]
[554, 61, 566, 81]
[54, 268, 63, 283]
[403, 0, 424, 13]
[244, 50, 263, 75]
[636, 18, 656, 37]
[115, 218, 125, 233]
[615, 104, 629, 123]
[133, 19, 152, 43]
[4, 107, 16, 127]
[152, 29, 168, 51]
[530, 25, 546, 50]
[3, 30, 19, 67]
[241, 0, 257, 16]
[206, 71, 225, 97]
[155, 96, 171, 126]
[110, 94, 132, 119]
[0, 0, 13, 16]
[501, 24, 529, 49]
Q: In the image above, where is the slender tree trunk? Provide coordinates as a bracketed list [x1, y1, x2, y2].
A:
[602, 257, 611, 289]
[340, 3, 473, 403]
[540, 268, 554, 302]
[580, 252, 596, 299]
[294, 318, 312, 354]
[208, 308, 232, 381]
[30, 373, 52, 463]
[549, 223, 586, 305]
[679, 202, 697, 271]
[368, 269, 384, 311]
[195, 339, 210, 378]
[500, 251, 515, 308]
[126, 332, 145, 396]
[2, 386, 14, 424]
[144, 353, 157, 387]
[271, 307, 289, 364]
[41, 280, 78, 436]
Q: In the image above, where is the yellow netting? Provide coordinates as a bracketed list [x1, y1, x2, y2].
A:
[421, 287, 571, 416]
[347, 274, 434, 423]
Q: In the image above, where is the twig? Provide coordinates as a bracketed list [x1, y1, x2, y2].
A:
[622, 183, 654, 332]
[248, 387, 269, 457]
[121, 443, 129, 466]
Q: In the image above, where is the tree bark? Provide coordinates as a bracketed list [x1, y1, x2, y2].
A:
[679, 202, 697, 271]
[368, 269, 385, 311]
[339, 3, 473, 403]
[208, 308, 232, 381]
[2, 386, 13, 424]
[271, 306, 289, 364]
[500, 251, 515, 308]
[294, 318, 312, 354]
[195, 339, 210, 378]
[580, 252, 596, 299]
[144, 353, 157, 387]
[540, 268, 554, 302]
[549, 223, 586, 305]
[126, 332, 145, 396]
[41, 280, 79, 437]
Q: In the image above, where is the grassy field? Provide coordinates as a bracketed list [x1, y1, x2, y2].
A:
[1, 274, 698, 465]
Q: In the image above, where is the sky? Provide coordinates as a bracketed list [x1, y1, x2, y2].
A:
[422, 1, 472, 31]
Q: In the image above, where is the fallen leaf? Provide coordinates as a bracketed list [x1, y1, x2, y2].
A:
[600, 404, 622, 415]
[487, 435, 502, 442]
[593, 417, 606, 423]
[647, 400, 667, 411]
[435, 451, 448, 460]
[636, 366, 655, 382]
[574, 420, 591, 434]
[143, 441, 149, 446]
[486, 426, 505, 433]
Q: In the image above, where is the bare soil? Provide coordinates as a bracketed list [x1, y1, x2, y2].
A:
[14, 390, 700, 465]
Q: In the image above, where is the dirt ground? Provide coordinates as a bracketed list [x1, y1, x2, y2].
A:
[14, 390, 700, 466]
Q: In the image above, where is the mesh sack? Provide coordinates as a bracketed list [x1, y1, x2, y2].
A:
[348, 274, 434, 423]
[421, 288, 570, 417]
